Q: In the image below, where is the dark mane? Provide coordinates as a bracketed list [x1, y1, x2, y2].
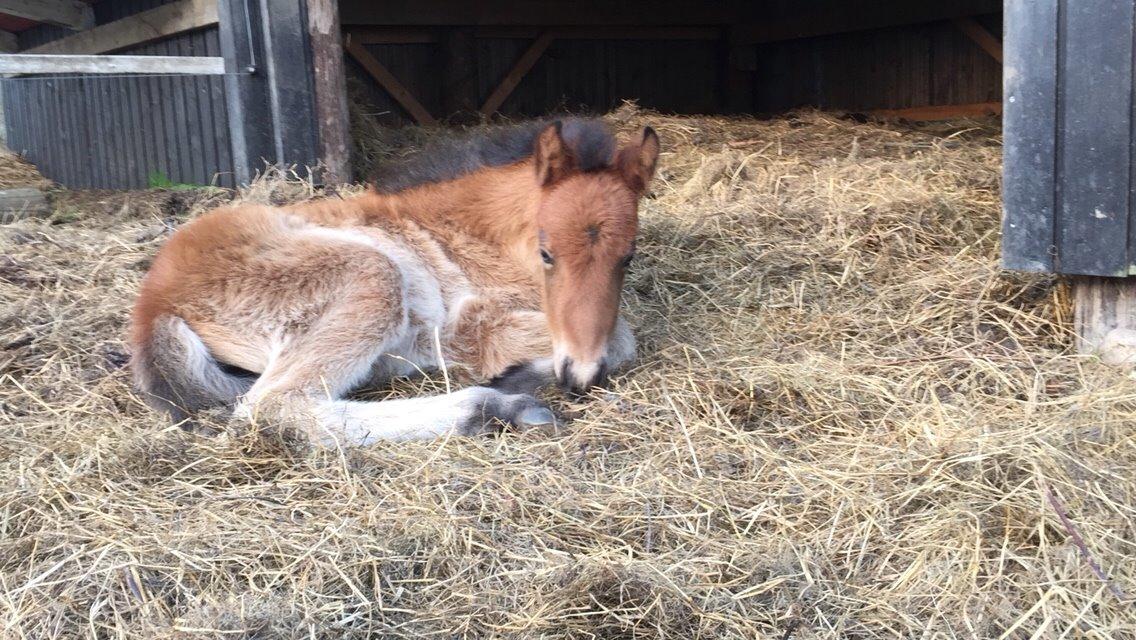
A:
[368, 118, 616, 194]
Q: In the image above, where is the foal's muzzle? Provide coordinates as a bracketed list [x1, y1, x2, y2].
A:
[555, 356, 609, 396]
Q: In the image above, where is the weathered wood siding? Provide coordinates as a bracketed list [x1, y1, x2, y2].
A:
[1003, 0, 1136, 276]
[350, 17, 1001, 126]
[2, 0, 233, 188]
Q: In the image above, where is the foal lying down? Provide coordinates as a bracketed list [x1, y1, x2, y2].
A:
[129, 119, 659, 444]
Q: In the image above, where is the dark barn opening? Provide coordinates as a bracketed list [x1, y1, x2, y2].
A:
[1, 0, 1002, 189]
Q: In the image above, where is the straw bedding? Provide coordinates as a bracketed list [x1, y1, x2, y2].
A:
[0, 108, 1132, 638]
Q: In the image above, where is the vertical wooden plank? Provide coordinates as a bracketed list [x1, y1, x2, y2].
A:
[37, 81, 52, 181]
[1, 80, 18, 152]
[261, 0, 319, 170]
[73, 78, 90, 187]
[219, 0, 274, 183]
[129, 45, 147, 187]
[108, 75, 128, 189]
[175, 34, 206, 184]
[722, 28, 756, 114]
[67, 76, 90, 187]
[191, 31, 218, 187]
[1073, 276, 1136, 353]
[205, 29, 234, 186]
[59, 78, 77, 187]
[440, 27, 479, 121]
[1003, 0, 1058, 272]
[139, 65, 161, 187]
[1055, 0, 1134, 275]
[55, 78, 76, 186]
[156, 42, 176, 184]
[165, 38, 194, 185]
[307, 0, 352, 183]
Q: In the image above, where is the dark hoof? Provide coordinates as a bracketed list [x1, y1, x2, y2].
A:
[460, 390, 557, 436]
[488, 360, 551, 396]
[518, 405, 556, 428]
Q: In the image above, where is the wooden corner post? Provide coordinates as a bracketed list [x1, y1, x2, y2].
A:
[1073, 276, 1136, 354]
[218, 0, 273, 185]
[306, 0, 352, 184]
[218, 0, 323, 185]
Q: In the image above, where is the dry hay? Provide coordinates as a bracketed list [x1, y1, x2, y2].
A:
[0, 146, 51, 191]
[1, 108, 1134, 639]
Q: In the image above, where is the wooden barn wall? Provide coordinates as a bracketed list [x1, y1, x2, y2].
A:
[350, 16, 1001, 126]
[754, 15, 1002, 112]
[2, 0, 233, 189]
[347, 37, 721, 126]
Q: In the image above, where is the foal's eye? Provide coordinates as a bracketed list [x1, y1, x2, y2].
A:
[540, 249, 554, 266]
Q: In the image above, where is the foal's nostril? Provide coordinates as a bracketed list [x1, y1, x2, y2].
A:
[555, 356, 573, 389]
[594, 359, 609, 388]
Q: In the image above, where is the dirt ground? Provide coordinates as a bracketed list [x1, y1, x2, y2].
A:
[0, 110, 1133, 638]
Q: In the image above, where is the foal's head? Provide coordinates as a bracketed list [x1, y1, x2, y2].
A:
[532, 122, 659, 394]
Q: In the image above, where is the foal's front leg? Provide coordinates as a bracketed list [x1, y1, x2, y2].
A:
[239, 386, 555, 446]
[233, 304, 555, 444]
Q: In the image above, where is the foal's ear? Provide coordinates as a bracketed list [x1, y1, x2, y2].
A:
[534, 121, 576, 186]
[616, 127, 660, 194]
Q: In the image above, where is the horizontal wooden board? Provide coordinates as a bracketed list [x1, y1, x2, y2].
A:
[0, 53, 225, 74]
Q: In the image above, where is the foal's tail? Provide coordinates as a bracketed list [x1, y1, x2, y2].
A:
[130, 315, 254, 423]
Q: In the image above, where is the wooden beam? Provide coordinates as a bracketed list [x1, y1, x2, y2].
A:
[0, 54, 225, 75]
[344, 37, 435, 125]
[349, 27, 438, 44]
[307, 0, 352, 184]
[28, 0, 218, 55]
[952, 17, 1003, 63]
[474, 26, 720, 40]
[479, 31, 555, 118]
[352, 25, 721, 44]
[0, 0, 93, 31]
[340, 0, 999, 34]
[870, 102, 1002, 121]
[0, 30, 16, 54]
[732, 2, 1001, 44]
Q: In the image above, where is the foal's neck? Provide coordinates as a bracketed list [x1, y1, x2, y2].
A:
[392, 161, 541, 254]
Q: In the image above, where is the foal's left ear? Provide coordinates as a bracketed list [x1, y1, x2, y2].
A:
[616, 127, 660, 194]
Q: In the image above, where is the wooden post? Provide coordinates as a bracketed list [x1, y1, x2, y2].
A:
[218, 0, 321, 185]
[306, 0, 352, 184]
[1073, 277, 1136, 354]
[218, 0, 273, 185]
[261, 0, 320, 172]
[440, 27, 479, 123]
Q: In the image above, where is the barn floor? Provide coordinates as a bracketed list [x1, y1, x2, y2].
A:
[1, 109, 1133, 638]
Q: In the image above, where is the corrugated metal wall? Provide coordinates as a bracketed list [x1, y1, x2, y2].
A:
[350, 16, 1001, 126]
[2, 0, 233, 189]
